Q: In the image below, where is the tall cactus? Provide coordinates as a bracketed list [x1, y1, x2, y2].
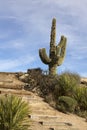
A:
[39, 18, 67, 75]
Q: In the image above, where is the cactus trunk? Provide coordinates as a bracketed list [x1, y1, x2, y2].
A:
[39, 18, 67, 75]
[49, 64, 57, 75]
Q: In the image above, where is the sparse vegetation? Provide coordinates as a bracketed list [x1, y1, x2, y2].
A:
[27, 70, 87, 118]
[17, 69, 87, 118]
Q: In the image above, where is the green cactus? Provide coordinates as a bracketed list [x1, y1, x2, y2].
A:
[39, 18, 67, 75]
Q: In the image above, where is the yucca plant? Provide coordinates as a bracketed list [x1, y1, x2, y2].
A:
[0, 94, 30, 130]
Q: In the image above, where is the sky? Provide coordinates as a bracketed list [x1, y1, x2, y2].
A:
[0, 0, 87, 77]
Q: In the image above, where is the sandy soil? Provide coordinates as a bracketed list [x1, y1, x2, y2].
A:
[28, 93, 87, 130]
[81, 77, 87, 82]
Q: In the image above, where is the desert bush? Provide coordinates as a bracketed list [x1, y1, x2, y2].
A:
[81, 87, 87, 110]
[0, 94, 30, 130]
[73, 87, 87, 111]
[54, 72, 80, 98]
[37, 71, 87, 118]
[56, 96, 77, 113]
[73, 87, 84, 103]
[38, 75, 59, 96]
[27, 68, 43, 83]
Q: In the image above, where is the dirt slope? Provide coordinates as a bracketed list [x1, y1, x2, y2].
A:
[0, 88, 87, 130]
[0, 72, 25, 89]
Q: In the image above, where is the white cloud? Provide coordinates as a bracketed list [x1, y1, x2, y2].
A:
[0, 39, 26, 50]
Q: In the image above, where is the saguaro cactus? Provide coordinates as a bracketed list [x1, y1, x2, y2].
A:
[39, 18, 67, 75]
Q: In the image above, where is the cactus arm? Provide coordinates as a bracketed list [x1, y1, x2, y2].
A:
[56, 36, 67, 66]
[56, 46, 61, 57]
[57, 35, 67, 48]
[39, 48, 51, 64]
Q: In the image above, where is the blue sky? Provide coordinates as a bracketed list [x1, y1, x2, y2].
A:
[0, 0, 87, 77]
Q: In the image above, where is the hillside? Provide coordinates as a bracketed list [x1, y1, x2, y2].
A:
[0, 72, 25, 89]
[0, 72, 87, 130]
[0, 88, 87, 130]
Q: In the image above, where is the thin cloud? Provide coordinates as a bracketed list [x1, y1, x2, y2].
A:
[0, 55, 35, 71]
[0, 39, 26, 50]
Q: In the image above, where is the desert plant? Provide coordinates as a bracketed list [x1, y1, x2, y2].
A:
[38, 75, 57, 96]
[39, 18, 67, 75]
[0, 94, 30, 130]
[54, 72, 80, 97]
[73, 87, 87, 111]
[81, 87, 87, 110]
[56, 96, 77, 113]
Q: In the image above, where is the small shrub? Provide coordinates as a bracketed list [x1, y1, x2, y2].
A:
[73, 87, 87, 111]
[54, 72, 80, 98]
[80, 87, 87, 110]
[56, 96, 77, 113]
[39, 75, 58, 96]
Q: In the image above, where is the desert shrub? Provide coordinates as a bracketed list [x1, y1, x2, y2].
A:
[80, 87, 87, 110]
[54, 72, 80, 98]
[73, 87, 84, 104]
[73, 87, 87, 111]
[0, 94, 30, 130]
[23, 68, 43, 91]
[27, 68, 43, 83]
[56, 96, 77, 113]
[38, 75, 58, 96]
